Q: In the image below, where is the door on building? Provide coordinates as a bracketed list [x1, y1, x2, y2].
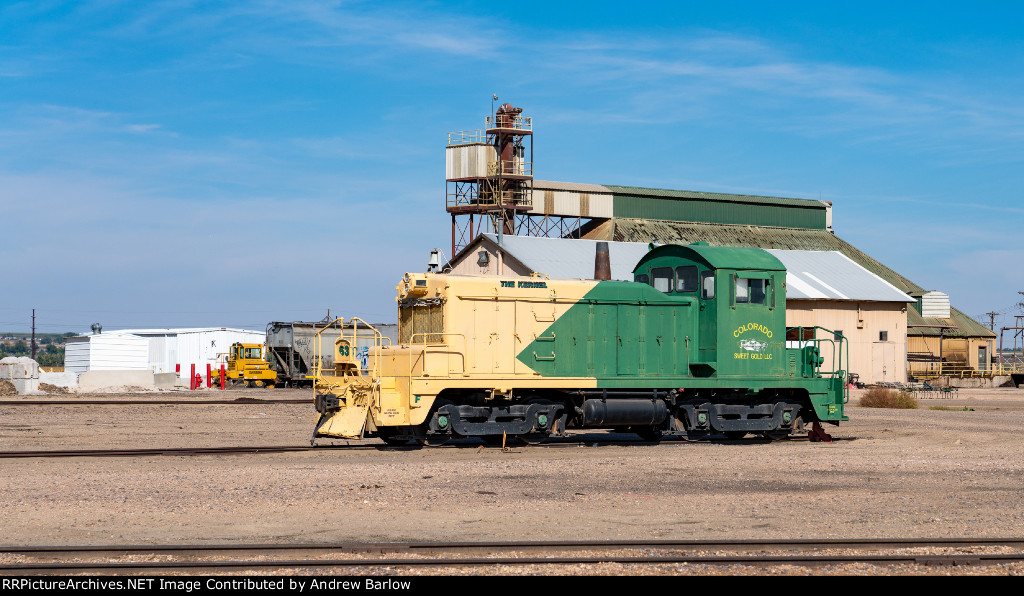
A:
[872, 342, 896, 384]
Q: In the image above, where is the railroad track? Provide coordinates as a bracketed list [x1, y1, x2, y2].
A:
[0, 430, 856, 462]
[3, 538, 1024, 574]
[0, 432, 843, 459]
[0, 445, 346, 458]
[0, 398, 308, 406]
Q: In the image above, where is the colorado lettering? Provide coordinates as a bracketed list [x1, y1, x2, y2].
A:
[733, 323, 773, 338]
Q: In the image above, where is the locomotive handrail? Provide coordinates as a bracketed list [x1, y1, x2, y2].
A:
[346, 317, 392, 376]
[311, 317, 391, 388]
[408, 333, 468, 382]
[455, 294, 579, 304]
[311, 317, 342, 385]
[786, 325, 850, 404]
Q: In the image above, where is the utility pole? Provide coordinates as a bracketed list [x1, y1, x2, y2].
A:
[986, 312, 999, 331]
[31, 309, 36, 359]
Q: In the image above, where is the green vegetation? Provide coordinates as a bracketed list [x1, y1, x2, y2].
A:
[858, 386, 919, 409]
[0, 333, 76, 367]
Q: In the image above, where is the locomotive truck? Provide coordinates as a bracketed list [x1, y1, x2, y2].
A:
[310, 242, 848, 445]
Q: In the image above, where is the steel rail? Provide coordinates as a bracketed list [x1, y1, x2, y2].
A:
[0, 399, 308, 406]
[7, 537, 1024, 553]
[0, 445, 351, 458]
[3, 539, 1024, 573]
[0, 432, 846, 459]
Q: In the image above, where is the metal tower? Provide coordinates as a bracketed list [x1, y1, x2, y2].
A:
[446, 102, 534, 255]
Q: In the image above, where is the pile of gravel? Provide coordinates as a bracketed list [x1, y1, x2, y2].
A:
[0, 379, 16, 396]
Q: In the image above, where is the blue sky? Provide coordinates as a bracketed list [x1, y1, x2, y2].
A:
[2, 1, 1023, 334]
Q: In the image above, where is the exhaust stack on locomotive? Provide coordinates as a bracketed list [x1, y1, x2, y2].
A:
[594, 242, 611, 280]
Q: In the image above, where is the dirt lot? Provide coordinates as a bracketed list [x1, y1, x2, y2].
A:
[1, 386, 1022, 554]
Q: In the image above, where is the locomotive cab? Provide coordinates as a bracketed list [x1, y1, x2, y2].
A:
[633, 242, 846, 439]
[633, 242, 788, 380]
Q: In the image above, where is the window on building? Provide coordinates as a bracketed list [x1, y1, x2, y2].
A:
[879, 331, 888, 341]
[833, 330, 844, 342]
[675, 266, 698, 292]
[786, 327, 815, 341]
[652, 267, 673, 293]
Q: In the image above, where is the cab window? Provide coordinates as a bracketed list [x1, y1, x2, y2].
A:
[635, 273, 649, 285]
[652, 267, 673, 293]
[674, 266, 698, 292]
[244, 347, 262, 359]
[736, 278, 769, 304]
[701, 271, 715, 299]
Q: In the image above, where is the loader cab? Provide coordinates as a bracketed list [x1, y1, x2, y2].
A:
[229, 343, 264, 363]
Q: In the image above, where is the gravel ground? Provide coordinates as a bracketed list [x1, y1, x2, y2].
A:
[2, 386, 1023, 575]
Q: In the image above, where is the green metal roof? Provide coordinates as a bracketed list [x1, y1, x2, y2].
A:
[605, 218, 994, 339]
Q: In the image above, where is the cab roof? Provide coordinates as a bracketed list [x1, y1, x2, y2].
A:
[633, 242, 786, 272]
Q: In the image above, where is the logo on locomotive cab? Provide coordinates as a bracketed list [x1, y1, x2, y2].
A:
[733, 321, 773, 360]
[739, 339, 767, 352]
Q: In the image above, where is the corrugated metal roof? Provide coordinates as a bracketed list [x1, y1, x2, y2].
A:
[478, 235, 914, 303]
[604, 218, 994, 338]
[765, 250, 915, 303]
[481, 234, 650, 281]
[105, 327, 264, 336]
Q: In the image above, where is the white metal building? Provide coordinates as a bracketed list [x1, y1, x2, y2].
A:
[66, 328, 265, 380]
[65, 333, 150, 374]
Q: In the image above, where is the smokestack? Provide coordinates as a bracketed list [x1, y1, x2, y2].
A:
[594, 242, 611, 280]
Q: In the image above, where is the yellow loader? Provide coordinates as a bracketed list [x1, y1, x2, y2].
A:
[223, 343, 278, 388]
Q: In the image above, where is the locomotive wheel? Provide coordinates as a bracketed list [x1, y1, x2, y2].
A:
[376, 427, 411, 447]
[632, 426, 663, 442]
[482, 433, 542, 447]
[518, 433, 547, 445]
[519, 397, 556, 444]
[414, 399, 455, 446]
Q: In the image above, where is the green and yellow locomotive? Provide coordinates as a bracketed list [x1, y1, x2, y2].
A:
[311, 242, 848, 444]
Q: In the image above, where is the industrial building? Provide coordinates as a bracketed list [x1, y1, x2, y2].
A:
[65, 327, 265, 380]
[447, 234, 915, 385]
[443, 104, 996, 381]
